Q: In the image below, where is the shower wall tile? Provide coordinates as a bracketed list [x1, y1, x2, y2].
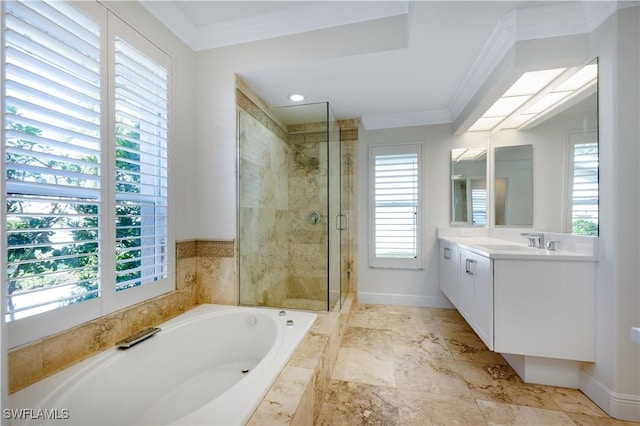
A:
[195, 240, 237, 306]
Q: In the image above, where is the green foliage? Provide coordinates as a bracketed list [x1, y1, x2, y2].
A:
[573, 219, 598, 236]
[6, 106, 146, 312]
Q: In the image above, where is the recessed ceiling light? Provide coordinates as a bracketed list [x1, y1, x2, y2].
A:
[288, 93, 305, 102]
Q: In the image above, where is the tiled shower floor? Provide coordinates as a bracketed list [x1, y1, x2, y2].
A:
[316, 303, 637, 425]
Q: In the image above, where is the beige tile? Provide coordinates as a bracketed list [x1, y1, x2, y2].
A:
[393, 330, 453, 360]
[395, 353, 473, 398]
[248, 366, 314, 426]
[317, 379, 399, 426]
[397, 388, 487, 425]
[477, 399, 576, 425]
[444, 328, 508, 364]
[341, 326, 393, 354]
[332, 347, 396, 387]
[311, 312, 338, 336]
[566, 412, 640, 426]
[457, 361, 562, 410]
[288, 333, 328, 370]
[543, 386, 609, 417]
[8, 340, 44, 393]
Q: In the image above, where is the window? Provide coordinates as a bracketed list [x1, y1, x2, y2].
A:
[567, 131, 598, 236]
[2, 0, 172, 346]
[369, 143, 422, 269]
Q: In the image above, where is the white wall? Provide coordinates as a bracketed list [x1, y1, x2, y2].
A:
[581, 6, 640, 420]
[356, 123, 489, 306]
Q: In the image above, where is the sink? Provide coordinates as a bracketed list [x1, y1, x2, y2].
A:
[477, 244, 536, 251]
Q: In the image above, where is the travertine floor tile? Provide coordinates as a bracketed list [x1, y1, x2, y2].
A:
[398, 389, 487, 425]
[341, 326, 393, 354]
[477, 399, 575, 425]
[332, 346, 396, 387]
[457, 361, 562, 410]
[395, 353, 473, 398]
[444, 328, 508, 364]
[393, 330, 453, 360]
[543, 386, 609, 417]
[566, 412, 640, 426]
[316, 304, 630, 426]
[317, 379, 399, 426]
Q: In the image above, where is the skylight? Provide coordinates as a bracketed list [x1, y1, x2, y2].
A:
[468, 63, 597, 132]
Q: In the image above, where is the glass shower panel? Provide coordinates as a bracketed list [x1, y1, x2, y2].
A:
[238, 102, 340, 311]
[327, 104, 341, 311]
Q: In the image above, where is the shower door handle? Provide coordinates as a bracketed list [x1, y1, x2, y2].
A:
[335, 214, 349, 231]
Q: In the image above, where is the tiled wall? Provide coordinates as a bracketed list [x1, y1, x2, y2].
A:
[238, 106, 290, 306]
[236, 79, 359, 307]
[8, 239, 234, 393]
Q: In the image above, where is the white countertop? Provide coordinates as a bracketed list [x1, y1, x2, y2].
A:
[439, 236, 598, 261]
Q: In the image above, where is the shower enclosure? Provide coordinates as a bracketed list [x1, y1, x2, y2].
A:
[237, 102, 346, 311]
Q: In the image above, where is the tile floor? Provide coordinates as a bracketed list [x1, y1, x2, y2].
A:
[316, 303, 638, 425]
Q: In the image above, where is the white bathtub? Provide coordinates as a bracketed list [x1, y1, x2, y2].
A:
[9, 304, 317, 425]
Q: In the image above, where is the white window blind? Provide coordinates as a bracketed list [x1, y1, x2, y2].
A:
[3, 1, 173, 344]
[570, 138, 598, 236]
[4, 0, 102, 320]
[471, 180, 487, 226]
[370, 144, 422, 269]
[114, 37, 169, 291]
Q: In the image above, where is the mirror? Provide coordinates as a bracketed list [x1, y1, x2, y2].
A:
[490, 61, 598, 234]
[494, 145, 533, 226]
[451, 148, 487, 225]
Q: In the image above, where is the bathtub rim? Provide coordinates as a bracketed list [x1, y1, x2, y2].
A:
[9, 304, 317, 426]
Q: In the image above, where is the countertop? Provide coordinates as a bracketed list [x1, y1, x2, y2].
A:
[439, 236, 598, 261]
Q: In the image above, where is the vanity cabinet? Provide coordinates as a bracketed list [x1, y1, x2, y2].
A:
[458, 248, 493, 350]
[437, 235, 597, 387]
[439, 240, 458, 306]
[493, 259, 595, 361]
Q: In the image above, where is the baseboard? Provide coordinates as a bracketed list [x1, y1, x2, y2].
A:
[580, 371, 640, 422]
[357, 292, 454, 308]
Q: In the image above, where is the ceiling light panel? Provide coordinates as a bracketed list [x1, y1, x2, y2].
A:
[554, 64, 597, 91]
[467, 62, 596, 133]
[483, 95, 531, 117]
[502, 68, 566, 96]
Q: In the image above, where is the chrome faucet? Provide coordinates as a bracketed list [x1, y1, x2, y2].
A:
[521, 232, 545, 249]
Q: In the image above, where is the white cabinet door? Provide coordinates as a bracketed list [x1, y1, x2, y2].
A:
[439, 241, 458, 307]
[458, 249, 475, 325]
[472, 253, 493, 350]
[458, 248, 493, 350]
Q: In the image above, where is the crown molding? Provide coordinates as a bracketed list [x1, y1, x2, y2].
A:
[139, 1, 198, 48]
[447, 1, 617, 126]
[361, 109, 452, 131]
[141, 1, 409, 51]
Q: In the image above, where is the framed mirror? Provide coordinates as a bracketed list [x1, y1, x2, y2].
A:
[494, 145, 533, 226]
[451, 148, 487, 226]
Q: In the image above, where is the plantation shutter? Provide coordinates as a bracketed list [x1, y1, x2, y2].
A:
[570, 137, 599, 235]
[113, 36, 169, 291]
[471, 180, 487, 225]
[372, 145, 420, 262]
[4, 0, 102, 319]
